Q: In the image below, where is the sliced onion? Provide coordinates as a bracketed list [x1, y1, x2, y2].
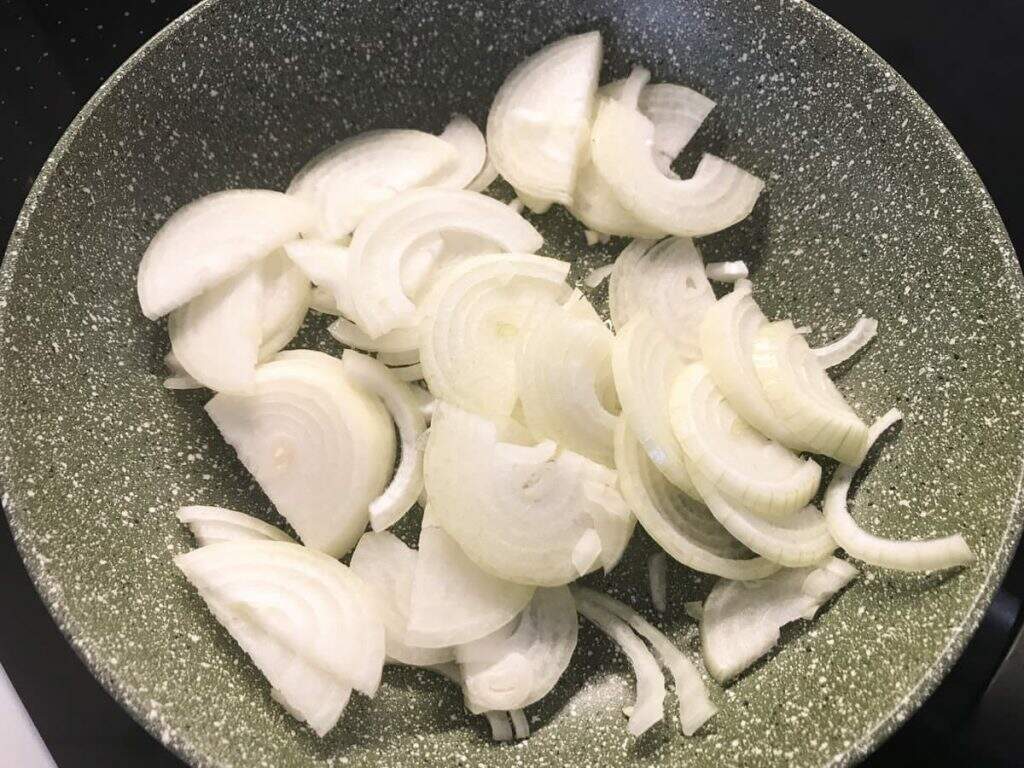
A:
[424, 402, 633, 586]
[176, 505, 294, 547]
[391, 363, 424, 382]
[378, 349, 419, 367]
[583, 264, 614, 288]
[258, 249, 311, 359]
[648, 552, 667, 613]
[205, 351, 395, 557]
[457, 586, 578, 713]
[516, 293, 618, 466]
[419, 254, 570, 419]
[174, 539, 386, 697]
[614, 420, 778, 580]
[573, 591, 665, 736]
[349, 531, 455, 667]
[168, 266, 262, 393]
[487, 31, 602, 209]
[406, 518, 535, 648]
[611, 312, 698, 497]
[137, 190, 313, 320]
[433, 115, 487, 189]
[163, 350, 201, 390]
[510, 708, 530, 740]
[814, 317, 879, 369]
[282, 238, 354, 318]
[584, 229, 611, 247]
[700, 556, 858, 682]
[705, 260, 748, 283]
[753, 320, 870, 464]
[287, 130, 456, 240]
[270, 671, 351, 738]
[670, 362, 821, 518]
[467, 153, 500, 193]
[608, 237, 715, 361]
[700, 279, 801, 446]
[824, 409, 974, 571]
[341, 350, 426, 531]
[638, 83, 716, 176]
[346, 189, 544, 337]
[691, 471, 836, 568]
[590, 97, 763, 237]
[328, 317, 419, 356]
[408, 384, 436, 421]
[574, 587, 716, 736]
[309, 285, 341, 315]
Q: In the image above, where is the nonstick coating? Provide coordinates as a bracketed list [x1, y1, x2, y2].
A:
[1, 1, 1022, 767]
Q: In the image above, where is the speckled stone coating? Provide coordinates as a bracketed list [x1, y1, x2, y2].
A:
[1, 1, 1022, 766]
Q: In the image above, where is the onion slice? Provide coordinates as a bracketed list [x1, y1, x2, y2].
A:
[700, 556, 858, 682]
[424, 402, 633, 586]
[590, 97, 763, 237]
[510, 709, 530, 740]
[341, 350, 426, 531]
[434, 115, 488, 189]
[349, 531, 455, 667]
[583, 264, 614, 288]
[407, 518, 535, 648]
[823, 409, 974, 571]
[516, 293, 619, 466]
[328, 317, 419, 356]
[175, 540, 385, 704]
[814, 317, 879, 369]
[457, 586, 578, 713]
[258, 250, 312, 359]
[205, 351, 395, 557]
[485, 710, 514, 742]
[670, 362, 821, 519]
[615, 419, 777, 580]
[282, 238, 353, 319]
[347, 189, 544, 338]
[705, 260, 748, 283]
[574, 587, 717, 736]
[467, 153, 499, 193]
[487, 31, 602, 210]
[611, 312, 698, 497]
[419, 254, 570, 419]
[753, 320, 870, 464]
[648, 552, 667, 613]
[163, 350, 201, 390]
[137, 190, 313, 320]
[176, 505, 293, 547]
[287, 129, 456, 240]
[573, 591, 666, 736]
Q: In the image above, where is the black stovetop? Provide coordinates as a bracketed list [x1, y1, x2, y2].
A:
[1, 2, 1022, 766]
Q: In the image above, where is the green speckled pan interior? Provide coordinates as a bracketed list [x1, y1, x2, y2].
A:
[2, 1, 1023, 766]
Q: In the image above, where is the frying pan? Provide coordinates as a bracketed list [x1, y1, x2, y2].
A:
[1, 1, 1022, 766]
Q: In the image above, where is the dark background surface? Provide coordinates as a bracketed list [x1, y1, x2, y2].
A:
[1, 1, 1022, 766]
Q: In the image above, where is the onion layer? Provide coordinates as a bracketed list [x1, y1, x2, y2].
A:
[177, 505, 294, 547]
[814, 317, 879, 369]
[282, 238, 353, 318]
[823, 409, 974, 572]
[258, 250, 312, 359]
[434, 115, 488, 189]
[700, 556, 858, 682]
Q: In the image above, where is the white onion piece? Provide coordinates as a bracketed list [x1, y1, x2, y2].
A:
[485, 711, 513, 742]
[574, 588, 717, 736]
[341, 351, 426, 531]
[419, 254, 570, 419]
[487, 31, 602, 209]
[608, 237, 715, 361]
[271, 671, 351, 738]
[573, 592, 665, 736]
[424, 403, 632, 586]
[434, 115, 487, 189]
[516, 294, 618, 466]
[615, 420, 779, 580]
[163, 350, 201, 390]
[137, 190, 313, 320]
[700, 279, 801, 446]
[670, 362, 821, 519]
[457, 586, 578, 713]
[176, 505, 294, 547]
[258, 250, 311, 359]
[691, 472, 836, 568]
[168, 267, 262, 393]
[391, 363, 424, 382]
[309, 285, 341, 315]
[700, 556, 858, 682]
[378, 349, 419, 367]
[583, 264, 614, 288]
[467, 153, 500, 193]
[347, 189, 544, 337]
[282, 238, 354, 318]
[753, 320, 870, 464]
[205, 351, 394, 557]
[590, 97, 763, 237]
[328, 317, 419, 356]
[175, 540, 385, 696]
[510, 709, 530, 740]
[611, 312, 698, 497]
[814, 317, 879, 369]
[287, 130, 456, 240]
[648, 552, 667, 613]
[584, 229, 611, 247]
[824, 409, 974, 572]
[705, 260, 748, 283]
[349, 531, 454, 667]
[638, 83, 716, 176]
[407, 519, 535, 648]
